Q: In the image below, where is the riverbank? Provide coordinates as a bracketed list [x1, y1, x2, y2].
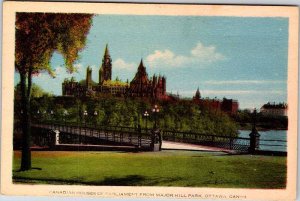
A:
[238, 123, 287, 131]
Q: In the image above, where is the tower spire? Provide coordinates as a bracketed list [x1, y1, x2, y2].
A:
[99, 44, 112, 84]
[104, 43, 110, 57]
[137, 58, 147, 74]
[139, 59, 144, 68]
[195, 87, 201, 99]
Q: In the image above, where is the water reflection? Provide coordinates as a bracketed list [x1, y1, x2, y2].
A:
[239, 130, 287, 152]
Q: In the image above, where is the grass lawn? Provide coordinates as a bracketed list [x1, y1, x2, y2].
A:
[13, 150, 286, 188]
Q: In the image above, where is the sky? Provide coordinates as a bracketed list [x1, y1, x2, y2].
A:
[14, 15, 288, 109]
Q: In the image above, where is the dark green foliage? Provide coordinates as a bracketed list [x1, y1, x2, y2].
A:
[234, 110, 288, 130]
[15, 83, 53, 99]
[256, 115, 288, 130]
[28, 96, 238, 137]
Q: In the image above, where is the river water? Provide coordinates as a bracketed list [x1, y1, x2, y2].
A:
[238, 130, 287, 152]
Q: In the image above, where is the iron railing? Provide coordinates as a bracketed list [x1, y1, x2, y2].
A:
[30, 123, 287, 153]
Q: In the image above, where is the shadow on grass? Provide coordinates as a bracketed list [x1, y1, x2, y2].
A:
[14, 167, 42, 172]
[13, 174, 183, 186]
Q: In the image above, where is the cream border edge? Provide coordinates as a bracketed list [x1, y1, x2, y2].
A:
[1, 2, 298, 201]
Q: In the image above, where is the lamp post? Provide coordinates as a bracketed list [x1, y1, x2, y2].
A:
[50, 110, 54, 129]
[152, 105, 160, 129]
[94, 111, 98, 127]
[63, 110, 68, 126]
[93, 110, 98, 139]
[84, 110, 88, 127]
[143, 110, 149, 132]
[37, 110, 40, 123]
[151, 104, 162, 151]
[83, 110, 88, 143]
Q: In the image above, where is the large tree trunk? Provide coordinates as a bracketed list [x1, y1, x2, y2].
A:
[20, 72, 31, 171]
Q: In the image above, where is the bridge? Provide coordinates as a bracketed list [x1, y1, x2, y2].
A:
[26, 123, 286, 154]
[31, 123, 155, 151]
[29, 123, 250, 152]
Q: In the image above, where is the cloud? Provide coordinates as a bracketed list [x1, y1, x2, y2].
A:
[146, 42, 225, 68]
[113, 58, 136, 71]
[74, 63, 84, 73]
[147, 50, 188, 67]
[191, 42, 225, 62]
[202, 90, 285, 95]
[204, 80, 286, 85]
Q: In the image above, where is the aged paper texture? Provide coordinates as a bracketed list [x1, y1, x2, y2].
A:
[1, 2, 298, 201]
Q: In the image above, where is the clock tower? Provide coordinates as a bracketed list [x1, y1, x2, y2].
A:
[99, 44, 112, 84]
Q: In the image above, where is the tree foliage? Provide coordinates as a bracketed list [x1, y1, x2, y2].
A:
[234, 109, 288, 130]
[15, 83, 52, 98]
[15, 13, 93, 75]
[29, 96, 238, 137]
[15, 13, 93, 171]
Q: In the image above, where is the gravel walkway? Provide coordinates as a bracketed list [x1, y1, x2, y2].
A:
[162, 140, 236, 153]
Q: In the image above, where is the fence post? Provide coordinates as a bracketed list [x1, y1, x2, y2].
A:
[159, 131, 162, 151]
[229, 137, 233, 150]
[54, 130, 60, 145]
[249, 130, 260, 154]
[150, 129, 161, 152]
[248, 109, 260, 154]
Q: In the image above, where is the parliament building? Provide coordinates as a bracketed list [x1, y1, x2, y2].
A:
[62, 45, 239, 113]
[62, 45, 168, 100]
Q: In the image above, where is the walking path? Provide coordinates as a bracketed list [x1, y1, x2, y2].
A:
[162, 140, 236, 153]
[31, 140, 236, 153]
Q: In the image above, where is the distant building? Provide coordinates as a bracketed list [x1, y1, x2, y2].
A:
[221, 98, 239, 114]
[200, 98, 222, 111]
[62, 45, 168, 100]
[260, 102, 288, 116]
[128, 59, 167, 100]
[192, 87, 201, 104]
[192, 88, 239, 115]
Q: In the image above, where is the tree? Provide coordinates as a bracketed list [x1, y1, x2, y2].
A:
[15, 83, 52, 98]
[15, 13, 93, 170]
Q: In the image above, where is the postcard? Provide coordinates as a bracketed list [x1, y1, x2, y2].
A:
[1, 1, 298, 201]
